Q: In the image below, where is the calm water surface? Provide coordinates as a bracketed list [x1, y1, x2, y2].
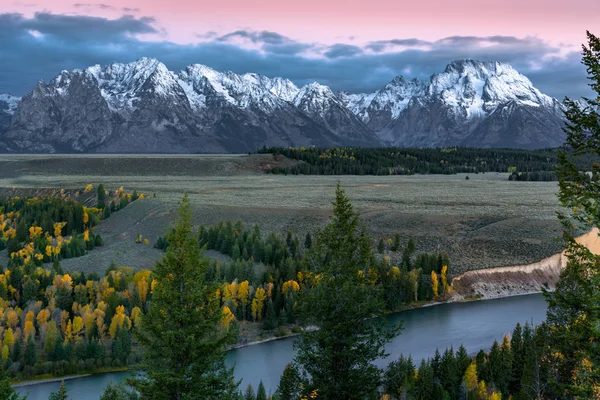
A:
[16, 293, 547, 399]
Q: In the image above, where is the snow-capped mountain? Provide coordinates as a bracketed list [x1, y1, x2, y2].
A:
[0, 58, 567, 153]
[0, 94, 20, 137]
[348, 60, 566, 148]
[293, 83, 374, 145]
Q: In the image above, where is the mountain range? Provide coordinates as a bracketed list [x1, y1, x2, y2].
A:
[0, 58, 567, 153]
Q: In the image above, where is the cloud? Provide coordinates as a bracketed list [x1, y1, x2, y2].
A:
[0, 12, 592, 100]
[73, 3, 116, 10]
[324, 44, 363, 59]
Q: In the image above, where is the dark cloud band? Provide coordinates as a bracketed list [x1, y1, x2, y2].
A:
[0, 12, 591, 100]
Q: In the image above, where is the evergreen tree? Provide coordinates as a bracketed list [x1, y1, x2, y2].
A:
[100, 382, 139, 400]
[256, 381, 267, 400]
[414, 360, 434, 400]
[546, 31, 600, 398]
[510, 323, 524, 394]
[0, 367, 26, 399]
[131, 194, 239, 399]
[391, 233, 401, 252]
[49, 381, 69, 400]
[377, 238, 385, 254]
[244, 384, 255, 400]
[24, 335, 37, 366]
[304, 232, 312, 249]
[97, 184, 106, 207]
[12, 338, 21, 362]
[275, 364, 301, 400]
[294, 184, 401, 400]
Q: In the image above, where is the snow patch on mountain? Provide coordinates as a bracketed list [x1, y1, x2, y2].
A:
[0, 94, 21, 115]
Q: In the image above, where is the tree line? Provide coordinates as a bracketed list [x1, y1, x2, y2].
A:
[256, 146, 596, 179]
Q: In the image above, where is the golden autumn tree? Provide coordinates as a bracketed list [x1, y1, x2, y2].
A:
[431, 271, 439, 298]
[251, 288, 266, 321]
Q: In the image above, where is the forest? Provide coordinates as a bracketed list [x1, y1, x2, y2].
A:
[256, 146, 596, 180]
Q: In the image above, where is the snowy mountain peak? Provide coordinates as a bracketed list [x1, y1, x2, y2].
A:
[0, 93, 21, 115]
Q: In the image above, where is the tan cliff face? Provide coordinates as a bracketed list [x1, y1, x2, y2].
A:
[451, 228, 600, 300]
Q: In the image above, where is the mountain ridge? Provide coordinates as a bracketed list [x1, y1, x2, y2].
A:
[0, 58, 567, 153]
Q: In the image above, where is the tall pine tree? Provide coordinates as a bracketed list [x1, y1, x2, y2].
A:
[546, 30, 600, 398]
[293, 184, 401, 400]
[131, 194, 239, 399]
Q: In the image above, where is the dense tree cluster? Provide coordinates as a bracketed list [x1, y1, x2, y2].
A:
[0, 185, 143, 264]
[378, 322, 555, 400]
[0, 261, 151, 380]
[155, 219, 452, 333]
[257, 146, 596, 178]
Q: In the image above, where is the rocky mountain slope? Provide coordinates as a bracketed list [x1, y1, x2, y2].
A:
[0, 59, 567, 153]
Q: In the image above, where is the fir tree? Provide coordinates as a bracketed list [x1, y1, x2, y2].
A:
[24, 335, 37, 366]
[244, 384, 255, 400]
[49, 381, 68, 400]
[275, 364, 301, 400]
[294, 184, 401, 400]
[546, 31, 600, 398]
[0, 367, 26, 399]
[131, 194, 239, 399]
[256, 381, 267, 400]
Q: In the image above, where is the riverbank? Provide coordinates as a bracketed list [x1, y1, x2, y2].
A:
[12, 367, 129, 388]
[451, 228, 600, 300]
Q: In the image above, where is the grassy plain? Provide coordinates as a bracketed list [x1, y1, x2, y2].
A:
[0, 154, 562, 274]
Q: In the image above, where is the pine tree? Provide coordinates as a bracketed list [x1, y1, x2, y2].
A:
[294, 184, 401, 400]
[377, 238, 385, 254]
[97, 184, 106, 207]
[100, 382, 139, 400]
[244, 384, 255, 400]
[0, 367, 26, 399]
[49, 381, 69, 400]
[131, 194, 239, 399]
[24, 335, 37, 366]
[414, 360, 434, 400]
[545, 31, 600, 398]
[256, 381, 267, 400]
[276, 364, 301, 400]
[304, 232, 312, 249]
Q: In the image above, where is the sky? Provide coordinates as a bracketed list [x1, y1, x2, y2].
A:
[0, 0, 598, 98]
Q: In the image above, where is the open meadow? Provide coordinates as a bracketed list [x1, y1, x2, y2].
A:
[0, 154, 563, 274]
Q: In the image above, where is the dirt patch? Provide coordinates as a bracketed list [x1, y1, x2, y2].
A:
[452, 228, 600, 299]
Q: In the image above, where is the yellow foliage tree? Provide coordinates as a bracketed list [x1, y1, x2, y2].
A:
[36, 308, 50, 329]
[4, 328, 14, 349]
[463, 363, 478, 392]
[29, 225, 43, 239]
[282, 280, 300, 295]
[1, 345, 8, 361]
[84, 184, 94, 192]
[5, 310, 18, 329]
[72, 316, 84, 338]
[441, 265, 449, 292]
[488, 392, 502, 400]
[24, 320, 35, 340]
[431, 271, 439, 298]
[108, 305, 131, 339]
[53, 222, 67, 238]
[476, 381, 488, 400]
[221, 306, 235, 330]
[251, 288, 266, 321]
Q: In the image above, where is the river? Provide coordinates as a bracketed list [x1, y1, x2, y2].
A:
[16, 293, 547, 399]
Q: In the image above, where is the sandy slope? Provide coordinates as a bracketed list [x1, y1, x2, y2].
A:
[452, 228, 600, 299]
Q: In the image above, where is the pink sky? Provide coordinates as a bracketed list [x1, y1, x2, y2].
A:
[7, 0, 599, 48]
